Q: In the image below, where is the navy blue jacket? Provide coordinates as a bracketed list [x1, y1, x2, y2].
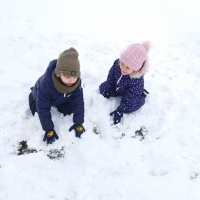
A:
[99, 59, 145, 113]
[32, 60, 84, 131]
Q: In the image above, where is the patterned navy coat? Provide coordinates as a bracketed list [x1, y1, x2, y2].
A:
[99, 59, 147, 113]
[31, 60, 84, 131]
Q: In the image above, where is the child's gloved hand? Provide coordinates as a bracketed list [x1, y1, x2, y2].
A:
[69, 124, 85, 138]
[43, 129, 59, 145]
[110, 109, 123, 124]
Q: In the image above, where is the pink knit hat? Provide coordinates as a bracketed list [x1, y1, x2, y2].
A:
[119, 41, 150, 71]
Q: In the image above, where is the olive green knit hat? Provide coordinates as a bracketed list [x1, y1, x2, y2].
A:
[55, 47, 80, 77]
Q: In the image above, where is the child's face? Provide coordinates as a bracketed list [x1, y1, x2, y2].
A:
[59, 75, 78, 86]
[119, 62, 135, 75]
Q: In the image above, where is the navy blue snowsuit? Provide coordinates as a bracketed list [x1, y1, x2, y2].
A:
[30, 60, 84, 131]
[99, 59, 146, 113]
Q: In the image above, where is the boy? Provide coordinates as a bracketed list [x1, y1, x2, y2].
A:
[29, 47, 85, 144]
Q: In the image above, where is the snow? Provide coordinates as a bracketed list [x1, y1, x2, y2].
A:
[0, 0, 200, 199]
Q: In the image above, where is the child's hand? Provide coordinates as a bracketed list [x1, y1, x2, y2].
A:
[43, 129, 59, 145]
[69, 124, 85, 138]
[110, 109, 123, 124]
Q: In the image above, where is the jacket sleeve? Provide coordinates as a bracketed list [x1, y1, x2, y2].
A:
[36, 76, 54, 131]
[34, 61, 57, 131]
[71, 84, 84, 125]
[118, 78, 145, 113]
[99, 59, 118, 95]
[106, 59, 119, 88]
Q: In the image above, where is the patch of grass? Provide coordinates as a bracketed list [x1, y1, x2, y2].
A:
[190, 172, 199, 180]
[93, 126, 102, 139]
[47, 146, 65, 160]
[132, 126, 148, 140]
[17, 140, 37, 155]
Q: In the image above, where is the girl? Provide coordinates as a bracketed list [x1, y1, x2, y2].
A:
[99, 41, 150, 124]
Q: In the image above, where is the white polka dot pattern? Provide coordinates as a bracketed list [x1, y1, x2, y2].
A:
[99, 59, 146, 113]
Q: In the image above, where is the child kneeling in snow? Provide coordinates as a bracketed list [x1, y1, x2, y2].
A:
[29, 47, 85, 145]
[99, 41, 150, 124]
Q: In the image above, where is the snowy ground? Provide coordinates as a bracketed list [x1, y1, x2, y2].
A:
[0, 0, 200, 199]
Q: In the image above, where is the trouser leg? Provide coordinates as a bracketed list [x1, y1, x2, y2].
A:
[29, 92, 37, 116]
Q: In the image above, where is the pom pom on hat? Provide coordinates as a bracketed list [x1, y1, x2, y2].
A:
[142, 41, 150, 53]
[120, 41, 150, 71]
